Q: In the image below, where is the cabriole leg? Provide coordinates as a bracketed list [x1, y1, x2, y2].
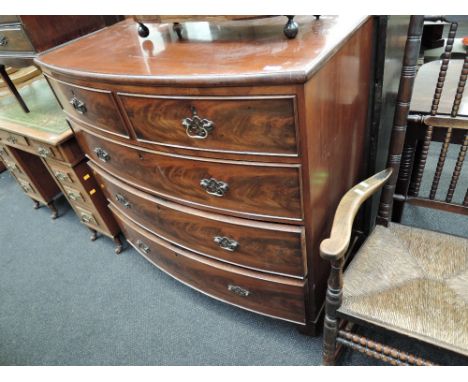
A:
[113, 236, 123, 255]
[47, 201, 58, 220]
[89, 228, 98, 241]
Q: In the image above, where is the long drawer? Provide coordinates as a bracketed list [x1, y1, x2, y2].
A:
[91, 162, 306, 277]
[111, 205, 307, 324]
[73, 124, 303, 223]
[118, 93, 298, 156]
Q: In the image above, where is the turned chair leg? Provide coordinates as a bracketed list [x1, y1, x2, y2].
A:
[47, 201, 58, 219]
[323, 258, 344, 365]
[113, 236, 123, 255]
[89, 228, 98, 241]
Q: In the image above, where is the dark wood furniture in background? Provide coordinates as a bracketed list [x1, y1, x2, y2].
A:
[0, 16, 121, 112]
[0, 76, 122, 252]
[36, 16, 375, 334]
[320, 16, 467, 366]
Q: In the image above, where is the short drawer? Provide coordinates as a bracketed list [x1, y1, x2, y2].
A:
[119, 94, 298, 156]
[2, 157, 23, 175]
[47, 77, 129, 137]
[91, 163, 305, 277]
[75, 126, 302, 222]
[112, 205, 307, 324]
[0, 144, 9, 159]
[47, 160, 77, 186]
[0, 130, 29, 148]
[16, 176, 38, 197]
[75, 205, 99, 227]
[63, 184, 88, 205]
[0, 26, 33, 52]
[29, 140, 63, 161]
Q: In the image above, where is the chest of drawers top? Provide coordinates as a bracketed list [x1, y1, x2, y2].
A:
[36, 15, 368, 86]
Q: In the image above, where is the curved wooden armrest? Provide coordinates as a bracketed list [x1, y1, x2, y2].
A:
[320, 168, 393, 261]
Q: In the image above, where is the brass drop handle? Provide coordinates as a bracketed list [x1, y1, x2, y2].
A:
[228, 284, 251, 297]
[200, 177, 229, 197]
[136, 239, 150, 254]
[115, 193, 131, 208]
[6, 135, 17, 144]
[81, 214, 93, 223]
[69, 96, 87, 114]
[94, 147, 110, 162]
[54, 171, 70, 182]
[214, 236, 239, 252]
[5, 161, 16, 171]
[19, 180, 31, 193]
[181, 107, 214, 139]
[0, 35, 8, 47]
[67, 191, 81, 201]
[37, 146, 51, 158]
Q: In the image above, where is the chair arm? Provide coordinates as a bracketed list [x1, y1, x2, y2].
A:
[320, 168, 393, 261]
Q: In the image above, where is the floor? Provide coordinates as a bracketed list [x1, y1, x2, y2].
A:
[0, 141, 466, 365]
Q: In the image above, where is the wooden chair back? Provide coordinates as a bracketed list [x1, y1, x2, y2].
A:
[378, 17, 468, 225]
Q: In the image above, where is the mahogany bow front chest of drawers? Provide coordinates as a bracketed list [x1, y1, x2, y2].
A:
[36, 15, 374, 333]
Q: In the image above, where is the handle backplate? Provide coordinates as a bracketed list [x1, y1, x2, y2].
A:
[181, 107, 214, 139]
[200, 177, 228, 197]
[94, 147, 110, 162]
[70, 96, 87, 114]
[214, 236, 239, 252]
[136, 239, 150, 254]
[228, 284, 250, 297]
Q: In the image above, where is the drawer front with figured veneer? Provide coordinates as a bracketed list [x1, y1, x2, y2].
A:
[47, 77, 129, 138]
[91, 163, 306, 277]
[119, 94, 298, 156]
[76, 128, 302, 223]
[112, 205, 307, 324]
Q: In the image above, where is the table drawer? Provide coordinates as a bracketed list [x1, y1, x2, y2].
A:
[47, 160, 77, 186]
[119, 94, 298, 156]
[0, 26, 33, 52]
[29, 140, 63, 161]
[0, 130, 29, 148]
[16, 175, 39, 197]
[2, 157, 23, 175]
[47, 78, 129, 138]
[112, 205, 307, 324]
[75, 127, 302, 222]
[91, 163, 305, 277]
[75, 205, 100, 227]
[63, 184, 88, 205]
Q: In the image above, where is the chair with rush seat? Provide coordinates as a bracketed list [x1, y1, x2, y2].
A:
[320, 15, 468, 366]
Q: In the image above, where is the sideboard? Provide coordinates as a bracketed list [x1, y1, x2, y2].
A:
[36, 15, 375, 333]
